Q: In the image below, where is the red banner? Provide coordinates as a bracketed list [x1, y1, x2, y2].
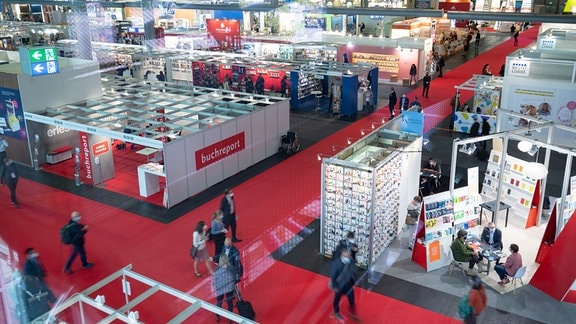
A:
[195, 132, 245, 170]
[92, 141, 110, 157]
[206, 19, 241, 50]
[79, 132, 93, 185]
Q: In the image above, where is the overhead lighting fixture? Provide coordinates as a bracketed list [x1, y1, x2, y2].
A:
[346, 137, 357, 145]
[459, 143, 477, 155]
[317, 153, 330, 161]
[527, 145, 540, 157]
[360, 129, 372, 136]
[524, 162, 548, 180]
[332, 144, 346, 152]
[517, 140, 532, 152]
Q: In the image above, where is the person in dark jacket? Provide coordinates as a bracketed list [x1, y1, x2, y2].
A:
[255, 74, 265, 95]
[409, 64, 417, 85]
[245, 76, 254, 93]
[469, 116, 480, 138]
[23, 248, 47, 282]
[437, 56, 445, 77]
[480, 222, 503, 251]
[422, 73, 431, 98]
[480, 118, 491, 149]
[4, 157, 19, 208]
[214, 237, 243, 283]
[220, 188, 242, 242]
[399, 93, 409, 111]
[388, 87, 397, 117]
[212, 254, 236, 322]
[330, 249, 358, 321]
[280, 75, 288, 97]
[63, 211, 94, 274]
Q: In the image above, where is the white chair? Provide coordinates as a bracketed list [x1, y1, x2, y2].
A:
[447, 248, 468, 277]
[511, 265, 527, 295]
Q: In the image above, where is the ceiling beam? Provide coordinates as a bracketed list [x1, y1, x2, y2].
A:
[447, 11, 576, 23]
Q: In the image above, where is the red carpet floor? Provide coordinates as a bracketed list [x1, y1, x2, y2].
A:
[0, 26, 540, 324]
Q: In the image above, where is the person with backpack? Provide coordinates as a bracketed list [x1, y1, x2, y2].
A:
[214, 237, 243, 283]
[62, 211, 94, 274]
[460, 276, 487, 324]
[329, 249, 358, 321]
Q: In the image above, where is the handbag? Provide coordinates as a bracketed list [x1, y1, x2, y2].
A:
[190, 246, 199, 258]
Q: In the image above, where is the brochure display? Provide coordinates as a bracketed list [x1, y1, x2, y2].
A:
[481, 150, 540, 228]
[320, 127, 422, 268]
[412, 187, 480, 272]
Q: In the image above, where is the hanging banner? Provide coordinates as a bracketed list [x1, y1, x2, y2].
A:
[206, 19, 241, 50]
[78, 132, 94, 185]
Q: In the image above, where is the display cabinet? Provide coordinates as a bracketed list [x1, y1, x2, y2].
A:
[351, 52, 400, 74]
[321, 128, 421, 268]
[481, 150, 540, 228]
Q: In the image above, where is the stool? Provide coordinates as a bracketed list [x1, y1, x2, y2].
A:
[311, 90, 323, 111]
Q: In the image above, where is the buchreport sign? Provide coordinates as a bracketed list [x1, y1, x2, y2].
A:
[195, 133, 245, 170]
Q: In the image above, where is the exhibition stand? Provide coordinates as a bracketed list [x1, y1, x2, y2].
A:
[320, 119, 422, 268]
[290, 62, 378, 117]
[452, 74, 502, 134]
[411, 186, 481, 272]
[21, 74, 289, 208]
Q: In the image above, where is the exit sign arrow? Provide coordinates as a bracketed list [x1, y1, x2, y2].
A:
[31, 50, 43, 61]
[33, 64, 45, 73]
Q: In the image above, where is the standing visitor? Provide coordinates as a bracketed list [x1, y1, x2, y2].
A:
[0, 135, 8, 184]
[437, 56, 445, 77]
[212, 254, 236, 322]
[513, 30, 520, 46]
[220, 188, 242, 243]
[399, 93, 409, 111]
[409, 64, 417, 85]
[388, 87, 397, 117]
[406, 196, 422, 250]
[63, 211, 94, 274]
[191, 221, 213, 277]
[480, 118, 491, 149]
[280, 75, 288, 97]
[469, 116, 480, 139]
[329, 249, 358, 321]
[422, 72, 431, 98]
[474, 30, 481, 49]
[211, 210, 228, 257]
[4, 157, 19, 208]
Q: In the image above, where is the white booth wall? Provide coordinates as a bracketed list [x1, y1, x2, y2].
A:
[163, 100, 289, 207]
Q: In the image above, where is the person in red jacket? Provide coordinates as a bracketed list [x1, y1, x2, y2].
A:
[466, 276, 487, 324]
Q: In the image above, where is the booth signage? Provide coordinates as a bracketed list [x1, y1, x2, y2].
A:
[539, 38, 556, 50]
[92, 141, 110, 156]
[195, 132, 245, 170]
[19, 47, 60, 77]
[509, 60, 530, 77]
[79, 132, 94, 185]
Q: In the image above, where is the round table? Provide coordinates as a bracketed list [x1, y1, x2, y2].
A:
[311, 90, 323, 111]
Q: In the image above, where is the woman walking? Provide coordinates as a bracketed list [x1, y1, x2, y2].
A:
[192, 220, 213, 277]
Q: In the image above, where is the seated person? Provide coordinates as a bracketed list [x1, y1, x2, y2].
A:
[451, 229, 483, 274]
[494, 244, 522, 286]
[481, 222, 503, 251]
[421, 157, 441, 194]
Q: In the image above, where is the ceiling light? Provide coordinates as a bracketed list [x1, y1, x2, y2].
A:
[517, 140, 532, 152]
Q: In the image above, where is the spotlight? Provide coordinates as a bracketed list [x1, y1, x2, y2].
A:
[346, 137, 357, 145]
[360, 129, 373, 136]
[527, 145, 539, 157]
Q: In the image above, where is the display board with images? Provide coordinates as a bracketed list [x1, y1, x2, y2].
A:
[321, 153, 402, 268]
[481, 150, 538, 226]
[452, 187, 482, 238]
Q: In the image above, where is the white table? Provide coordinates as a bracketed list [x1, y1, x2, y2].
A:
[136, 148, 159, 162]
[137, 163, 165, 197]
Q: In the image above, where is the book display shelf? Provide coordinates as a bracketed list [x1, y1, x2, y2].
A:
[320, 129, 421, 269]
[481, 150, 540, 228]
[412, 187, 480, 272]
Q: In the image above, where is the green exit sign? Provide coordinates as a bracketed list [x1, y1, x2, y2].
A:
[28, 48, 57, 63]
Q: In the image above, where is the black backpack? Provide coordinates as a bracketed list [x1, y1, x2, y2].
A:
[60, 224, 74, 244]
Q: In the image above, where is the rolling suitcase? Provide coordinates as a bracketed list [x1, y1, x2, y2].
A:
[234, 284, 255, 320]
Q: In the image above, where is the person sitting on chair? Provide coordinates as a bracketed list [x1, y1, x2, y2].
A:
[494, 243, 522, 286]
[421, 158, 441, 194]
[451, 229, 483, 275]
[481, 222, 503, 251]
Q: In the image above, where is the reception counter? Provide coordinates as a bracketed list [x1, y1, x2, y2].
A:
[137, 163, 165, 197]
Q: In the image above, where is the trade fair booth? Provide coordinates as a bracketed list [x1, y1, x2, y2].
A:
[320, 112, 423, 268]
[452, 74, 502, 134]
[289, 62, 378, 117]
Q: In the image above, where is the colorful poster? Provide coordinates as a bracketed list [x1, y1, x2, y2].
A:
[506, 85, 576, 128]
[0, 88, 26, 139]
[428, 240, 441, 263]
[473, 89, 501, 115]
[206, 19, 241, 50]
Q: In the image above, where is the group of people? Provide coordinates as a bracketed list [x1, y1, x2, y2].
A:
[451, 223, 523, 286]
[189, 188, 245, 321]
[387, 88, 422, 117]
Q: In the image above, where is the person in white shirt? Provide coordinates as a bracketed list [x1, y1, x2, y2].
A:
[192, 220, 213, 277]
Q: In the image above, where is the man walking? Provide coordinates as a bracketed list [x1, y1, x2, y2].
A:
[330, 249, 358, 321]
[422, 73, 431, 98]
[220, 188, 242, 243]
[388, 87, 397, 117]
[63, 211, 94, 274]
[4, 157, 19, 208]
[513, 30, 520, 46]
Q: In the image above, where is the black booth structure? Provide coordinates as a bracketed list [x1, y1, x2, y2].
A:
[289, 62, 378, 117]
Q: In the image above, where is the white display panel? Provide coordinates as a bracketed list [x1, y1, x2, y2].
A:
[264, 105, 278, 156]
[164, 139, 189, 207]
[220, 120, 240, 180]
[251, 110, 266, 163]
[236, 115, 253, 171]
